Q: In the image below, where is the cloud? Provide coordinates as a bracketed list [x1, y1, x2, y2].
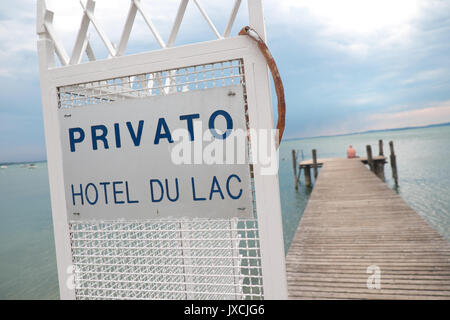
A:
[0, 68, 14, 78]
[0, 0, 37, 78]
[402, 68, 446, 85]
[0, 18, 36, 52]
[266, 0, 450, 58]
[366, 100, 450, 130]
[292, 100, 450, 138]
[1, 0, 446, 70]
[277, 0, 420, 35]
[338, 43, 369, 57]
[346, 93, 382, 106]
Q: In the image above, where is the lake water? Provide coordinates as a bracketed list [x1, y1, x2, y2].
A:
[1, 125, 449, 299]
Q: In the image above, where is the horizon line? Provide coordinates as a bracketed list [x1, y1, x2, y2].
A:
[2, 121, 449, 164]
[284, 121, 450, 142]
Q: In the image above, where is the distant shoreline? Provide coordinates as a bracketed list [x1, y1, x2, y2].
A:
[0, 160, 46, 166]
[2, 122, 449, 165]
[284, 121, 450, 142]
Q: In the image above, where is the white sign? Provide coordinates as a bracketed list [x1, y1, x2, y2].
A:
[59, 85, 253, 220]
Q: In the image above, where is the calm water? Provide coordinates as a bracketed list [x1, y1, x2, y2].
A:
[0, 162, 58, 299]
[1, 125, 449, 299]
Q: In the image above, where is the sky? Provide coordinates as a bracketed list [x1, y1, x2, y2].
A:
[0, 0, 449, 162]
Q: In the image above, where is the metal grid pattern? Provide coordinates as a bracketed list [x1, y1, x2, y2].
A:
[57, 60, 245, 108]
[70, 218, 263, 300]
[61, 59, 262, 300]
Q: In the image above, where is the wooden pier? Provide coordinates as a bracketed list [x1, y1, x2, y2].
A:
[286, 158, 450, 299]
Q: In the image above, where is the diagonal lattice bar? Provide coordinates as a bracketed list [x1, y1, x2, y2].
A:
[37, 0, 245, 66]
[193, 0, 222, 39]
[117, 0, 166, 56]
[43, 9, 70, 65]
[223, 0, 242, 37]
[80, 0, 117, 57]
[70, 0, 95, 64]
[167, 0, 189, 47]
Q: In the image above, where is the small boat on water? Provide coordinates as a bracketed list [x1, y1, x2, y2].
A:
[0, 165, 7, 169]
[18, 163, 37, 169]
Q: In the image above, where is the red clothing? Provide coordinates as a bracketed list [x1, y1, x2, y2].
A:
[347, 147, 356, 158]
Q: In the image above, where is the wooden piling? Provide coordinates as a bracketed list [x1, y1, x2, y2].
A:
[375, 161, 385, 181]
[366, 145, 374, 172]
[372, 140, 386, 181]
[389, 141, 399, 186]
[312, 149, 318, 179]
[292, 150, 299, 190]
[304, 165, 312, 187]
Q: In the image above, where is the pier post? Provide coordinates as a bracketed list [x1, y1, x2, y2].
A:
[304, 165, 312, 187]
[373, 140, 386, 181]
[292, 150, 299, 190]
[375, 161, 385, 181]
[366, 145, 374, 173]
[389, 141, 399, 186]
[312, 149, 318, 180]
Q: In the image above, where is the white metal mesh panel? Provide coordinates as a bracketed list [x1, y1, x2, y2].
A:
[70, 219, 263, 300]
[60, 59, 263, 300]
[57, 60, 245, 108]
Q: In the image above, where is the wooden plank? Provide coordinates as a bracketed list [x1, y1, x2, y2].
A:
[286, 159, 450, 300]
[299, 156, 386, 167]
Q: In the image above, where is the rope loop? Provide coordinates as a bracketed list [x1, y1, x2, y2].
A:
[239, 26, 286, 147]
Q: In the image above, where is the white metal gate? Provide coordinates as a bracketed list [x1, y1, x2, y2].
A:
[37, 0, 287, 300]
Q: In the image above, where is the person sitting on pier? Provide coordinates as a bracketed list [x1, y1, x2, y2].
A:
[347, 145, 356, 158]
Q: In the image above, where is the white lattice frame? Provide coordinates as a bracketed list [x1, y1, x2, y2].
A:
[37, 0, 287, 299]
